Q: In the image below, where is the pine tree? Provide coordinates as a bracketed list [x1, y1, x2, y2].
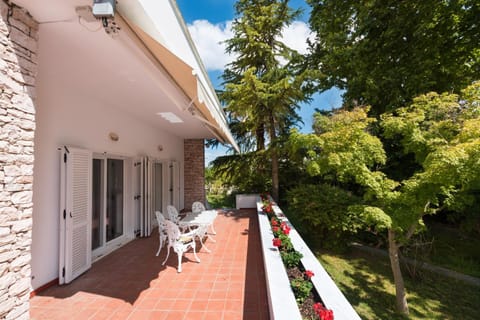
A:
[220, 0, 309, 201]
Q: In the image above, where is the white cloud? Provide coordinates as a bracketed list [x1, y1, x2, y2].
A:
[280, 21, 313, 55]
[187, 19, 313, 72]
[187, 20, 234, 71]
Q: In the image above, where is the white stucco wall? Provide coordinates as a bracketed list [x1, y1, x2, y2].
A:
[31, 64, 185, 290]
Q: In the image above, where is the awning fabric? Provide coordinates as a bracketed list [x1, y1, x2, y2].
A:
[122, 17, 237, 148]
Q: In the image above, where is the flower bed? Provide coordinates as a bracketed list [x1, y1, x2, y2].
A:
[256, 194, 360, 320]
[262, 195, 333, 320]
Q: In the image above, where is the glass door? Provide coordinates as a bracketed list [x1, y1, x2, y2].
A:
[106, 159, 124, 241]
[91, 159, 104, 250]
[153, 162, 163, 216]
[92, 156, 125, 256]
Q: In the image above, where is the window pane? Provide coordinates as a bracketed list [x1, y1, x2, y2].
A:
[106, 159, 123, 242]
[154, 163, 163, 213]
[92, 159, 103, 250]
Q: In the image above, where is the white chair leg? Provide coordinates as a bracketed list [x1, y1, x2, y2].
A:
[207, 233, 216, 243]
[177, 252, 183, 273]
[192, 242, 201, 263]
[162, 245, 170, 266]
[209, 221, 217, 235]
[198, 234, 211, 253]
[156, 236, 163, 256]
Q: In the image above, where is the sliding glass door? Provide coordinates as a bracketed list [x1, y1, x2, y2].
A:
[92, 156, 124, 256]
[106, 159, 124, 241]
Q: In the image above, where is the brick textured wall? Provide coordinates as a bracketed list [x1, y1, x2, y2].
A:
[184, 139, 205, 211]
[0, 1, 37, 319]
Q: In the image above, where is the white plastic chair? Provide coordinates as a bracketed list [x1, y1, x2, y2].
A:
[167, 205, 181, 224]
[191, 201, 206, 214]
[191, 201, 217, 236]
[155, 211, 168, 256]
[162, 220, 200, 272]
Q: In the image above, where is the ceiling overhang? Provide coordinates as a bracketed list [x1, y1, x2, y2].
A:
[10, 0, 239, 152]
[117, 0, 239, 151]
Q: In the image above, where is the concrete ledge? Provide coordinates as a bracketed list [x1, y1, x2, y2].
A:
[235, 194, 258, 209]
[257, 197, 361, 320]
[256, 200, 302, 320]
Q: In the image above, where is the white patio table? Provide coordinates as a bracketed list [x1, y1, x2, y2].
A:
[179, 210, 218, 252]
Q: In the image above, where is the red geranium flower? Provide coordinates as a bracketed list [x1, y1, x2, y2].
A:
[319, 309, 334, 320]
[272, 226, 280, 233]
[313, 303, 323, 312]
[305, 270, 315, 279]
[272, 238, 282, 247]
[271, 218, 279, 226]
[313, 303, 334, 320]
[263, 204, 272, 213]
[280, 222, 291, 235]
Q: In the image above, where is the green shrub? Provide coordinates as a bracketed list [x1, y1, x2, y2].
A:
[286, 183, 363, 248]
[281, 250, 303, 269]
[291, 277, 313, 303]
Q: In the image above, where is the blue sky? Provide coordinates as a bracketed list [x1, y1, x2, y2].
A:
[176, 0, 343, 164]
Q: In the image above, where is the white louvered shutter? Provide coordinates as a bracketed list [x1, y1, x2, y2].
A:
[59, 147, 92, 284]
[171, 161, 180, 210]
[140, 157, 153, 237]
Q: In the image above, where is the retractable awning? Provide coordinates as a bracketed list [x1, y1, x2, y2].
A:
[117, 1, 239, 152]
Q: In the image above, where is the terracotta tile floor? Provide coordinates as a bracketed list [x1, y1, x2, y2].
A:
[30, 209, 269, 320]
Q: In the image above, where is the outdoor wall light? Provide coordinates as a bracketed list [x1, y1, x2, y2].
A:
[158, 145, 164, 152]
[109, 132, 119, 142]
[92, 0, 115, 18]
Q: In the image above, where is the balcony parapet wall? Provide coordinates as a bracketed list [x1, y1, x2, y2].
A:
[242, 195, 361, 320]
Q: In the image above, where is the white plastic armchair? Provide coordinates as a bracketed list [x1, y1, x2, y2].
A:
[191, 201, 206, 214]
[167, 205, 181, 224]
[155, 211, 168, 256]
[191, 201, 217, 236]
[162, 220, 200, 272]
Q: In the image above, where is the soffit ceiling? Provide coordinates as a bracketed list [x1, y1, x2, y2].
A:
[12, 0, 214, 139]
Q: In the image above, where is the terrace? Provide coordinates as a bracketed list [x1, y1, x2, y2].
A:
[30, 209, 269, 320]
[30, 198, 359, 320]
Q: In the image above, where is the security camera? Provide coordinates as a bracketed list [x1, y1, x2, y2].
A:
[92, 0, 116, 18]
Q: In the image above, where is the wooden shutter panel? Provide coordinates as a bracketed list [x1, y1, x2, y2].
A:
[59, 147, 92, 284]
[169, 161, 180, 209]
[140, 157, 153, 237]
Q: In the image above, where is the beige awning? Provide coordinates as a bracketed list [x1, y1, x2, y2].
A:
[120, 16, 238, 149]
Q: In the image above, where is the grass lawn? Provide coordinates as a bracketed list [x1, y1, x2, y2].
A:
[317, 249, 480, 320]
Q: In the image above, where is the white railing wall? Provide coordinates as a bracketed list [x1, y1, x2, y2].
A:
[245, 195, 361, 320]
[257, 201, 302, 320]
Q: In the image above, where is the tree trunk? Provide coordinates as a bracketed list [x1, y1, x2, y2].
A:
[388, 229, 409, 315]
[268, 114, 279, 202]
[271, 148, 279, 202]
[256, 124, 265, 151]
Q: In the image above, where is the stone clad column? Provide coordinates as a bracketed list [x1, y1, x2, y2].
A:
[0, 1, 37, 319]
[184, 139, 205, 211]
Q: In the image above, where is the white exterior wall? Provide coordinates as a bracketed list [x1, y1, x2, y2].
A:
[31, 73, 185, 290]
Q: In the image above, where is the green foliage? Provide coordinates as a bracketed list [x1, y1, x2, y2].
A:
[292, 83, 480, 236]
[307, 0, 480, 114]
[348, 205, 392, 232]
[280, 250, 303, 269]
[285, 183, 363, 248]
[221, 0, 309, 153]
[291, 277, 313, 304]
[292, 83, 480, 312]
[278, 233, 294, 252]
[219, 0, 313, 200]
[210, 152, 270, 193]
